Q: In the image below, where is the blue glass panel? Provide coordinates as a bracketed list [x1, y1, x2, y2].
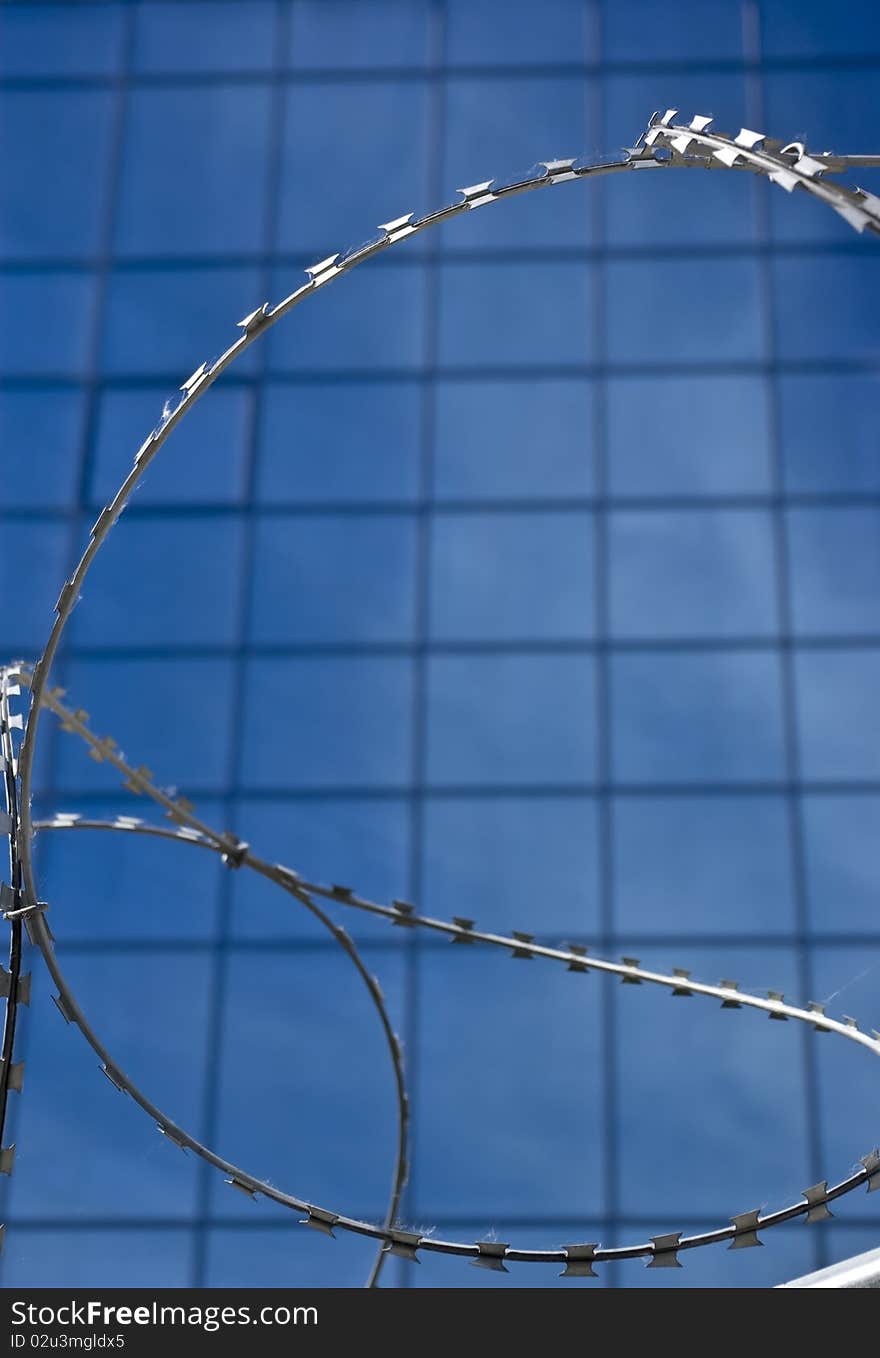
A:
[257, 381, 421, 503]
[290, 0, 431, 68]
[431, 511, 594, 640]
[278, 83, 428, 252]
[609, 510, 777, 638]
[426, 654, 597, 784]
[0, 272, 96, 376]
[787, 508, 880, 636]
[434, 378, 594, 499]
[8, 960, 206, 1218]
[206, 1226, 374, 1288]
[604, 1, 743, 59]
[614, 795, 795, 936]
[102, 267, 261, 375]
[228, 797, 409, 941]
[209, 948, 405, 1217]
[611, 651, 786, 782]
[0, 4, 123, 76]
[441, 77, 592, 249]
[1, 388, 84, 508]
[0, 91, 115, 259]
[116, 86, 273, 255]
[242, 656, 414, 788]
[134, 1, 276, 72]
[802, 795, 880, 932]
[54, 657, 235, 792]
[779, 374, 880, 492]
[415, 946, 604, 1215]
[423, 795, 599, 935]
[0, 521, 69, 652]
[606, 258, 765, 364]
[267, 262, 426, 371]
[774, 255, 880, 360]
[36, 794, 223, 941]
[603, 160, 758, 247]
[3, 1231, 193, 1288]
[762, 0, 880, 55]
[249, 513, 417, 643]
[795, 650, 880, 779]
[615, 945, 808, 1215]
[446, 0, 592, 63]
[438, 261, 594, 366]
[68, 516, 245, 646]
[92, 386, 249, 505]
[607, 376, 772, 495]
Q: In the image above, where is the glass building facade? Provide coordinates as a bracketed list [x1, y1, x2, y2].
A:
[1, 0, 879, 1288]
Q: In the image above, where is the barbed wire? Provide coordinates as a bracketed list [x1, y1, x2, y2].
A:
[3, 109, 880, 1283]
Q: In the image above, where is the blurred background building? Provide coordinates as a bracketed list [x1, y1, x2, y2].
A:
[1, 0, 879, 1289]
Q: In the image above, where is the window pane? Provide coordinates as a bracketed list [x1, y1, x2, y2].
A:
[1, 389, 85, 508]
[0, 3, 123, 76]
[441, 77, 593, 249]
[615, 946, 808, 1215]
[134, 1, 276, 72]
[780, 374, 880, 492]
[257, 381, 421, 503]
[611, 652, 786, 782]
[810, 946, 880, 1185]
[1, 91, 115, 260]
[609, 510, 777, 638]
[606, 258, 765, 364]
[431, 511, 593, 640]
[0, 522, 69, 653]
[249, 514, 417, 643]
[415, 947, 604, 1215]
[3, 1231, 192, 1288]
[229, 797, 409, 940]
[788, 508, 880, 636]
[116, 87, 273, 255]
[102, 267, 261, 375]
[206, 1227, 372, 1288]
[438, 261, 594, 366]
[267, 263, 426, 372]
[607, 376, 772, 495]
[92, 386, 249, 505]
[434, 378, 593, 499]
[242, 657, 414, 787]
[426, 654, 597, 784]
[423, 795, 599, 935]
[277, 83, 429, 253]
[773, 255, 880, 360]
[803, 795, 880, 932]
[0, 273, 96, 376]
[54, 658, 235, 792]
[446, 0, 592, 64]
[290, 0, 431, 68]
[69, 517, 245, 646]
[614, 796, 795, 935]
[605, 0, 743, 59]
[762, 1, 880, 55]
[795, 650, 880, 779]
[603, 161, 757, 247]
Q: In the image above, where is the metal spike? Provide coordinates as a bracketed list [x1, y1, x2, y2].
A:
[834, 201, 871, 233]
[621, 956, 642, 984]
[807, 1001, 829, 1031]
[0, 1147, 14, 1176]
[669, 134, 695, 155]
[0, 883, 18, 916]
[123, 765, 153, 794]
[378, 213, 416, 242]
[842, 1015, 860, 1030]
[729, 1210, 763, 1250]
[219, 835, 248, 869]
[648, 1232, 682, 1268]
[671, 967, 693, 996]
[565, 943, 590, 973]
[457, 180, 496, 208]
[712, 145, 742, 168]
[860, 1151, 880, 1192]
[225, 1177, 257, 1199]
[735, 128, 765, 149]
[560, 1243, 598, 1277]
[768, 166, 799, 192]
[659, 108, 679, 127]
[331, 884, 354, 900]
[767, 990, 788, 1020]
[802, 1183, 833, 1223]
[305, 254, 340, 280]
[451, 916, 475, 943]
[471, 1241, 509, 1272]
[793, 154, 826, 178]
[4, 1062, 24, 1094]
[720, 979, 741, 1009]
[689, 114, 714, 132]
[237, 303, 270, 334]
[101, 1063, 126, 1093]
[541, 158, 577, 181]
[384, 1228, 421, 1262]
[157, 1123, 188, 1152]
[391, 899, 416, 927]
[299, 1207, 338, 1236]
[180, 362, 208, 394]
[52, 993, 76, 1024]
[16, 974, 30, 1007]
[510, 931, 534, 959]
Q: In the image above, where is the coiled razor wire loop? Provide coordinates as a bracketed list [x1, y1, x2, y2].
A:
[5, 109, 880, 1279]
